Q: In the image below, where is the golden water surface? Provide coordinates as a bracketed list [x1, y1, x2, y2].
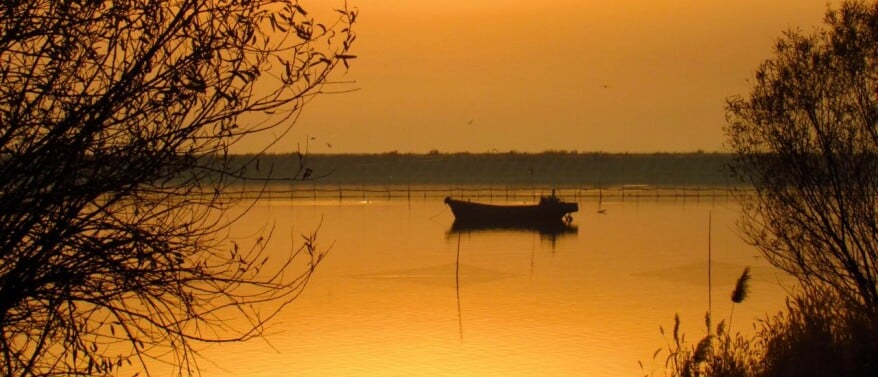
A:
[196, 195, 791, 376]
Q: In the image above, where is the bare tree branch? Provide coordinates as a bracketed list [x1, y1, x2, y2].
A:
[0, 0, 356, 375]
[726, 0, 878, 313]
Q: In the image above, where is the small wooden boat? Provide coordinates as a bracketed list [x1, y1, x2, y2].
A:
[444, 194, 578, 226]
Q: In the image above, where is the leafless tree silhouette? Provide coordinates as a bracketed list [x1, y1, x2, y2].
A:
[726, 1, 878, 312]
[0, 0, 356, 375]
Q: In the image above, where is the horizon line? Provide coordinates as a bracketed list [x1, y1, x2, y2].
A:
[232, 150, 731, 156]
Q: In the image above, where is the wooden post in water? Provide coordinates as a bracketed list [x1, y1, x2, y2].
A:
[456, 233, 463, 342]
[708, 210, 713, 322]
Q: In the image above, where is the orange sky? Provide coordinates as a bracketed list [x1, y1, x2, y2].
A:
[242, 0, 834, 154]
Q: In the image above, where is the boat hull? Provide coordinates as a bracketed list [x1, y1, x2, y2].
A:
[444, 196, 578, 226]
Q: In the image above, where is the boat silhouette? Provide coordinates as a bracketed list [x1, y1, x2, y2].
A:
[443, 193, 578, 227]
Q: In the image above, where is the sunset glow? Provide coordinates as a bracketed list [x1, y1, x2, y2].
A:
[6, 0, 862, 376]
[240, 0, 834, 154]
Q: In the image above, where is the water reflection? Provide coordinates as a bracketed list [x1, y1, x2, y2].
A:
[447, 220, 578, 241]
[199, 197, 789, 377]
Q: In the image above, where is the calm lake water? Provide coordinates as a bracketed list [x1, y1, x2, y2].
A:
[197, 192, 792, 377]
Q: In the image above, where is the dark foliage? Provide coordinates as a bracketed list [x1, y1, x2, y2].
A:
[0, 0, 355, 375]
[654, 290, 878, 377]
[726, 0, 878, 312]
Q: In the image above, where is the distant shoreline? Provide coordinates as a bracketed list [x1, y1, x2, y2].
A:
[224, 151, 738, 187]
[236, 150, 731, 157]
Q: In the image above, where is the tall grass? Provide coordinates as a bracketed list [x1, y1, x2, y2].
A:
[644, 210, 878, 377]
[756, 290, 878, 377]
[645, 281, 878, 377]
[647, 268, 755, 377]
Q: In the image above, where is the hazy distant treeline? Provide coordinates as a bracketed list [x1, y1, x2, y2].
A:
[226, 152, 737, 186]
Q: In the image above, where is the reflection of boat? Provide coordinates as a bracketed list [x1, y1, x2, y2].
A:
[443, 194, 579, 226]
[448, 220, 579, 245]
[448, 220, 578, 237]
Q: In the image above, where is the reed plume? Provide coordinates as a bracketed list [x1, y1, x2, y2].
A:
[728, 267, 751, 335]
[731, 267, 751, 303]
[694, 312, 714, 363]
[693, 335, 714, 363]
